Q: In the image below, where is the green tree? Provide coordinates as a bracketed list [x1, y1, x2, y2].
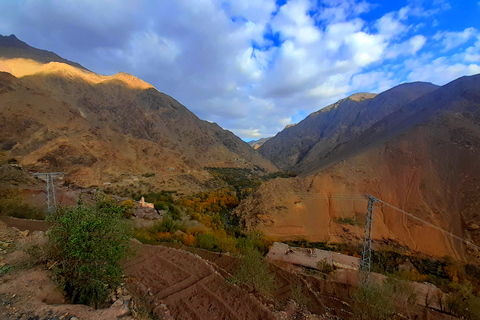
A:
[48, 200, 132, 307]
[231, 248, 276, 297]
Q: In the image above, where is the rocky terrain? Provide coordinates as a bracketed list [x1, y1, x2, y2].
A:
[248, 137, 272, 150]
[236, 74, 480, 260]
[0, 35, 276, 193]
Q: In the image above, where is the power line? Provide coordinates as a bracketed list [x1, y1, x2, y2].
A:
[375, 199, 480, 252]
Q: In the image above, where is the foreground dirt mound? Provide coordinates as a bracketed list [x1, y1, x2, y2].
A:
[123, 244, 277, 320]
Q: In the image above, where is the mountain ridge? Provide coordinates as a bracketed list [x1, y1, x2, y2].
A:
[0, 36, 277, 193]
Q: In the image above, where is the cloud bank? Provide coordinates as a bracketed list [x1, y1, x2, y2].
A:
[1, 0, 479, 139]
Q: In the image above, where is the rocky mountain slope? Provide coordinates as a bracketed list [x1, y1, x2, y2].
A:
[236, 74, 480, 260]
[259, 84, 438, 174]
[248, 137, 271, 150]
[0, 35, 276, 191]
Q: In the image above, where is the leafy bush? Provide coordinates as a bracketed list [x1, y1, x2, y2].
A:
[353, 282, 395, 320]
[47, 200, 132, 308]
[336, 217, 356, 225]
[317, 258, 334, 274]
[153, 217, 179, 233]
[120, 199, 135, 218]
[195, 230, 238, 253]
[291, 279, 308, 306]
[446, 282, 480, 319]
[196, 233, 216, 251]
[231, 248, 276, 297]
[384, 276, 417, 316]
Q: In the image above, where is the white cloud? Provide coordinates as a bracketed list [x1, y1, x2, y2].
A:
[386, 35, 426, 58]
[407, 56, 480, 85]
[0, 0, 478, 140]
[434, 27, 477, 51]
[375, 12, 408, 39]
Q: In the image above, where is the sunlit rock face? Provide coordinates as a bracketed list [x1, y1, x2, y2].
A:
[0, 35, 277, 193]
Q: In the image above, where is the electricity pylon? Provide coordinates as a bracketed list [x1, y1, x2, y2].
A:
[32, 172, 65, 212]
[359, 194, 379, 283]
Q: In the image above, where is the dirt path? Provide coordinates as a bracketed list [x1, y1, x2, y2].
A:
[123, 244, 277, 320]
[0, 216, 51, 232]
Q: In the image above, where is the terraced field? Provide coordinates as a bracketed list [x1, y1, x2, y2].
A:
[123, 244, 277, 320]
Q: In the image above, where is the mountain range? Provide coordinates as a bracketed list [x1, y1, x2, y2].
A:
[0, 34, 276, 193]
[2, 34, 479, 260]
[236, 74, 480, 260]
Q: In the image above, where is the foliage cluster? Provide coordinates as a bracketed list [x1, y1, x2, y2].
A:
[445, 282, 480, 319]
[230, 247, 276, 297]
[317, 258, 335, 274]
[371, 248, 480, 294]
[205, 167, 296, 199]
[47, 200, 132, 308]
[291, 279, 309, 306]
[0, 188, 47, 220]
[352, 278, 415, 320]
[335, 217, 356, 225]
[177, 189, 239, 229]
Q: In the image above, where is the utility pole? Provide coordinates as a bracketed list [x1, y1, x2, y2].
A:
[359, 194, 379, 283]
[32, 172, 65, 212]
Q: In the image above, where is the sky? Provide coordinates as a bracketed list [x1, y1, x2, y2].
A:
[1, 0, 480, 140]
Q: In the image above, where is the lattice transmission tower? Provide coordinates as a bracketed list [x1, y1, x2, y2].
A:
[359, 194, 379, 283]
[32, 172, 65, 212]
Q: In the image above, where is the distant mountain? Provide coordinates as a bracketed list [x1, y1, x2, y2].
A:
[0, 34, 87, 70]
[259, 86, 438, 174]
[0, 35, 277, 193]
[248, 137, 271, 150]
[235, 74, 480, 259]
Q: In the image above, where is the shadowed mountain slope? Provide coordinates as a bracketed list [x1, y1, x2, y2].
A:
[259, 83, 439, 174]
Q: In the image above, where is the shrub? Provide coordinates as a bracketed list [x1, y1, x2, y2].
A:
[291, 279, 308, 306]
[153, 217, 179, 233]
[446, 282, 480, 319]
[231, 248, 276, 297]
[120, 199, 135, 218]
[352, 282, 395, 320]
[47, 200, 132, 308]
[317, 258, 334, 274]
[384, 276, 417, 317]
[336, 217, 356, 225]
[196, 233, 216, 251]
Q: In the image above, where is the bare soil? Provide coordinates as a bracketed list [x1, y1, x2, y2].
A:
[123, 243, 277, 320]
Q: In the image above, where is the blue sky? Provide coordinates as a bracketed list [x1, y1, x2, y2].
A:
[1, 0, 479, 140]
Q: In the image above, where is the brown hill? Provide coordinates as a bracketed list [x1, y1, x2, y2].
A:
[248, 137, 271, 150]
[0, 38, 276, 192]
[235, 74, 480, 260]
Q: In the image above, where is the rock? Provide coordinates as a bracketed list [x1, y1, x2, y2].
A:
[20, 230, 29, 237]
[111, 299, 123, 307]
[468, 223, 480, 230]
